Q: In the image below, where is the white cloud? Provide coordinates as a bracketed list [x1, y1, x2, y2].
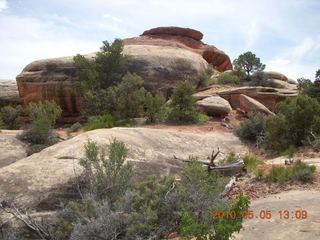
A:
[0, 0, 7, 12]
[103, 13, 122, 22]
[290, 36, 320, 59]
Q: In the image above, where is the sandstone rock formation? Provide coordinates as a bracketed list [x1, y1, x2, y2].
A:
[196, 95, 232, 116]
[16, 27, 232, 115]
[0, 80, 22, 107]
[263, 71, 288, 82]
[195, 86, 298, 112]
[0, 127, 248, 208]
[0, 131, 26, 168]
[238, 94, 275, 115]
[267, 79, 297, 89]
[125, 26, 232, 72]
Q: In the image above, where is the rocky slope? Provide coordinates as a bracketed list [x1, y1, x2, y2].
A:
[0, 127, 248, 209]
[0, 80, 22, 107]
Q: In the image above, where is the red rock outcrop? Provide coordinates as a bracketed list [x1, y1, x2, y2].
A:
[124, 26, 232, 72]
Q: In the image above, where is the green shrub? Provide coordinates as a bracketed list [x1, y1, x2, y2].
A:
[235, 112, 266, 142]
[248, 72, 277, 87]
[0, 113, 5, 129]
[19, 100, 62, 145]
[26, 144, 48, 156]
[79, 138, 134, 203]
[67, 122, 82, 134]
[73, 39, 129, 91]
[168, 81, 198, 123]
[265, 95, 320, 152]
[222, 153, 238, 164]
[255, 168, 265, 179]
[281, 145, 297, 158]
[145, 92, 167, 123]
[291, 160, 316, 183]
[0, 105, 23, 129]
[84, 115, 115, 131]
[243, 155, 264, 172]
[266, 160, 316, 184]
[233, 51, 265, 80]
[199, 65, 215, 88]
[218, 72, 240, 85]
[297, 71, 320, 102]
[266, 166, 289, 183]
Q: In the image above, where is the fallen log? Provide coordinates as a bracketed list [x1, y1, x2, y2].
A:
[174, 156, 246, 177]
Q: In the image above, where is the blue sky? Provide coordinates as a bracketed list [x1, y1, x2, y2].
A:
[0, 0, 319, 80]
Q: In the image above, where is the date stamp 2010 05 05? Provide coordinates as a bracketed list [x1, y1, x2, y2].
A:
[212, 210, 308, 220]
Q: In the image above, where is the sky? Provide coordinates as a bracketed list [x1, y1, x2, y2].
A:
[0, 0, 319, 80]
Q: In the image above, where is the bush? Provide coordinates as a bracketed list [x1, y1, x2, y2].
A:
[265, 95, 320, 151]
[84, 115, 115, 131]
[255, 168, 265, 179]
[248, 72, 277, 87]
[297, 71, 320, 102]
[218, 72, 240, 85]
[73, 39, 129, 91]
[281, 145, 297, 158]
[235, 112, 266, 142]
[19, 101, 62, 145]
[199, 65, 215, 88]
[266, 160, 316, 183]
[0, 105, 23, 129]
[0, 113, 5, 129]
[26, 144, 48, 156]
[243, 155, 264, 172]
[145, 92, 167, 123]
[81, 73, 148, 120]
[67, 122, 82, 134]
[233, 51, 265, 80]
[168, 81, 199, 123]
[79, 138, 134, 203]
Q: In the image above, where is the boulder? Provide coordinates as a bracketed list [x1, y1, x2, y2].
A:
[0, 127, 248, 208]
[288, 78, 297, 84]
[0, 80, 23, 107]
[263, 71, 288, 82]
[238, 94, 275, 115]
[196, 86, 298, 112]
[196, 95, 232, 116]
[0, 131, 27, 168]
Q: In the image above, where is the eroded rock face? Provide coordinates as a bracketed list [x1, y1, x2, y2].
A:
[263, 71, 288, 82]
[0, 127, 248, 208]
[238, 94, 275, 115]
[196, 95, 232, 116]
[0, 80, 22, 107]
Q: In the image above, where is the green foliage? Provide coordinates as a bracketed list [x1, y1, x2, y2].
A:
[297, 77, 320, 102]
[180, 207, 209, 240]
[0, 113, 5, 129]
[195, 113, 211, 124]
[67, 122, 82, 134]
[214, 193, 250, 240]
[0, 105, 23, 129]
[145, 91, 167, 123]
[281, 145, 297, 158]
[233, 51, 265, 79]
[243, 155, 264, 172]
[84, 115, 115, 131]
[199, 65, 215, 88]
[73, 39, 129, 91]
[255, 168, 265, 179]
[168, 81, 198, 123]
[266, 160, 316, 184]
[79, 138, 134, 203]
[218, 72, 240, 85]
[81, 73, 148, 120]
[26, 144, 48, 156]
[265, 95, 320, 151]
[236, 112, 266, 142]
[19, 100, 62, 145]
[248, 72, 277, 87]
[222, 153, 238, 164]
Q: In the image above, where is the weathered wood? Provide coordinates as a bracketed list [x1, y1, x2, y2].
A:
[174, 155, 246, 176]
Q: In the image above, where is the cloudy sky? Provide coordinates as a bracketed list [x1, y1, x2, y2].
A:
[0, 0, 319, 80]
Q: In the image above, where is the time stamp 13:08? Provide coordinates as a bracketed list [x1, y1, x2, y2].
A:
[212, 210, 308, 220]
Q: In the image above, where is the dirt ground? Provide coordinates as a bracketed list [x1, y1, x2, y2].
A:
[233, 190, 320, 240]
